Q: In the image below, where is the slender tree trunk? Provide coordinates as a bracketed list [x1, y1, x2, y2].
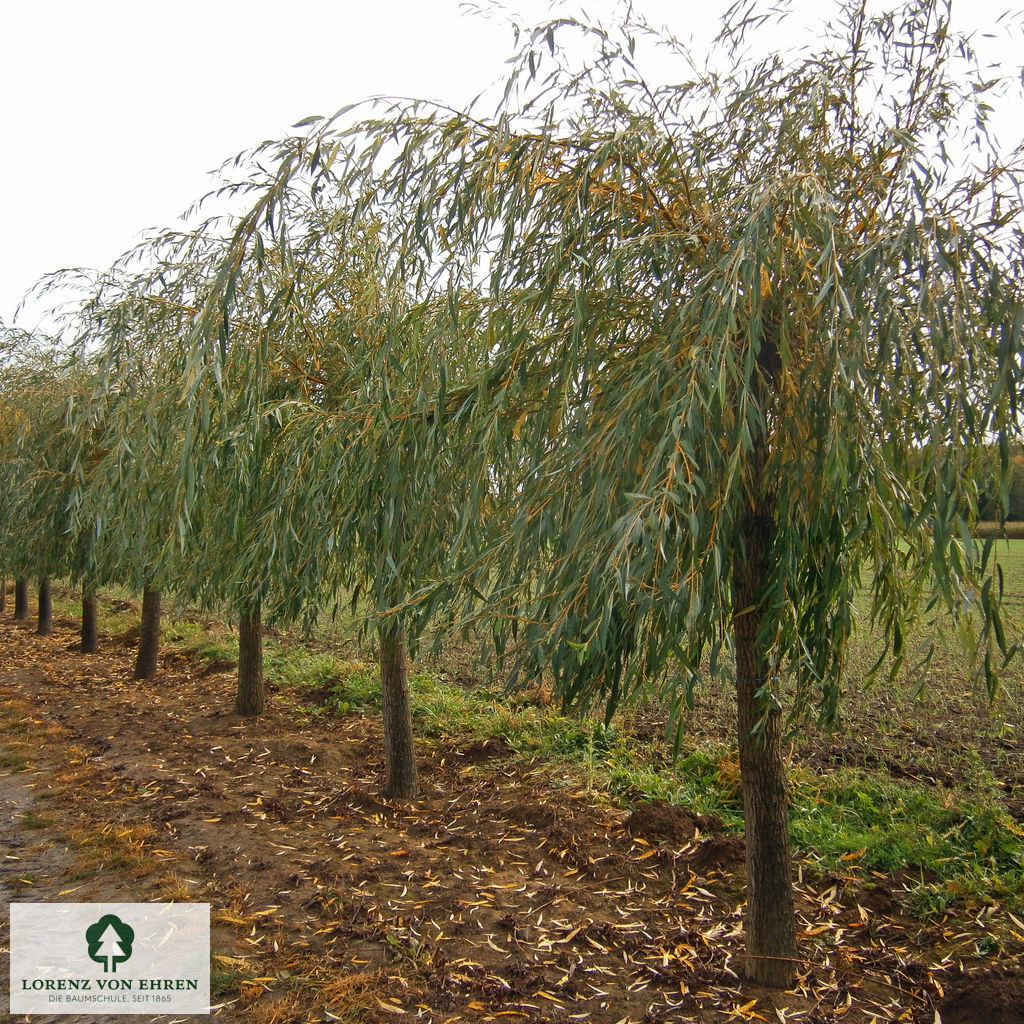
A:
[379, 618, 419, 799]
[36, 577, 52, 635]
[133, 586, 161, 679]
[0, 576, 6, 614]
[14, 578, 29, 620]
[732, 503, 798, 989]
[81, 589, 98, 653]
[235, 603, 265, 716]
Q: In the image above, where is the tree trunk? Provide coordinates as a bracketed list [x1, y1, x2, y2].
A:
[36, 577, 53, 635]
[133, 586, 161, 679]
[81, 589, 99, 653]
[0, 576, 6, 614]
[732, 503, 798, 989]
[379, 619, 419, 799]
[13, 578, 29, 620]
[235, 603, 265, 716]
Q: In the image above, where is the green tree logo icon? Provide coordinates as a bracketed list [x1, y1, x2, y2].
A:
[86, 914, 135, 973]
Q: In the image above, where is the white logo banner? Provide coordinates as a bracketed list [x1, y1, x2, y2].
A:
[9, 902, 210, 1014]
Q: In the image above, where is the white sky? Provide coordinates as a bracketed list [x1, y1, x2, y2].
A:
[1, 0, 1019, 330]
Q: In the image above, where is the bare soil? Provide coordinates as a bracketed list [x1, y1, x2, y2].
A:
[0, 607, 1019, 1023]
[936, 968, 1024, 1024]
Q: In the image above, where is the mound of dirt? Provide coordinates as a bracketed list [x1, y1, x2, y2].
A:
[198, 658, 237, 676]
[938, 968, 1024, 1024]
[501, 801, 564, 829]
[460, 736, 513, 762]
[625, 799, 723, 844]
[857, 881, 899, 917]
[689, 835, 746, 873]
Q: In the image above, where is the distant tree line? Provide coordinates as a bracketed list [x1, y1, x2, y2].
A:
[978, 449, 1024, 522]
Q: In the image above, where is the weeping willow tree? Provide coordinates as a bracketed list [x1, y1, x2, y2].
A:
[166, 219, 409, 723]
[58, 251, 213, 679]
[171, 183, 495, 794]
[88, 230, 283, 711]
[68, 231, 288, 700]
[0, 327, 91, 636]
[192, 0, 1023, 985]
[0, 326, 35, 616]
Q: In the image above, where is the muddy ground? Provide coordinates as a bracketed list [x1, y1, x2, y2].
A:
[1, 605, 1022, 1023]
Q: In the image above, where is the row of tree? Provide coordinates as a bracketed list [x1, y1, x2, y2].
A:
[2, 0, 1023, 988]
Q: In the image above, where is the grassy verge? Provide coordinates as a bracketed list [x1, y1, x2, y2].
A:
[43, 582, 1024, 921]
[284, 655, 1024, 917]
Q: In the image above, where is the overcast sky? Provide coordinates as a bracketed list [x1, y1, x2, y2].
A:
[1, 0, 1019, 330]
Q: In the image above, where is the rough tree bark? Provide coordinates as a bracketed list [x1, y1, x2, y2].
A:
[732, 500, 798, 989]
[133, 586, 161, 679]
[13, 579, 29, 620]
[36, 577, 52, 635]
[0, 577, 6, 614]
[81, 589, 98, 653]
[379, 618, 419, 799]
[235, 602, 265, 716]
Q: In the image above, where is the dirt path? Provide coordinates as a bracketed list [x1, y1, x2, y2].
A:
[0, 609, 1020, 1023]
[0, 654, 220, 1024]
[0, 768, 121, 1024]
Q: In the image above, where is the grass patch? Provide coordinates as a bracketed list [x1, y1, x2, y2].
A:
[47, 584, 140, 632]
[270, 647, 377, 707]
[0, 749, 33, 772]
[376, 671, 1024, 916]
[17, 809, 54, 829]
[410, 674, 520, 737]
[165, 619, 235, 662]
[791, 768, 1024, 909]
[395, 670, 747, 821]
[210, 957, 257, 1000]
[158, 873, 204, 901]
[71, 820, 160, 875]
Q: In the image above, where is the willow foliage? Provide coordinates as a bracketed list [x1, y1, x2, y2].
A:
[196, 0, 1024, 727]
[0, 326, 95, 588]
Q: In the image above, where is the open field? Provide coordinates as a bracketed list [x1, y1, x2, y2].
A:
[3, 552, 1024, 1023]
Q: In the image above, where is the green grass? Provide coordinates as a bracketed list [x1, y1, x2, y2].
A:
[164, 619, 228, 654]
[791, 768, 1024, 906]
[292, 656, 380, 713]
[383, 669, 1024, 916]
[992, 537, 1024, 636]
[37, 554, 1024, 921]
